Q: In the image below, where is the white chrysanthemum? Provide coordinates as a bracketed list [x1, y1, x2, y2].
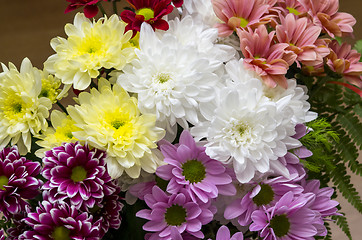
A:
[116, 23, 221, 140]
[67, 78, 165, 179]
[0, 58, 52, 154]
[183, 0, 220, 27]
[191, 78, 300, 183]
[44, 13, 135, 90]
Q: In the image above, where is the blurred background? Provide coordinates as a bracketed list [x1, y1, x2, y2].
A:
[0, 1, 361, 239]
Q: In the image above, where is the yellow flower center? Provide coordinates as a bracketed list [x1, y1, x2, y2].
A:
[39, 75, 61, 103]
[0, 176, 9, 190]
[77, 33, 103, 56]
[71, 166, 87, 182]
[136, 8, 155, 21]
[53, 118, 79, 142]
[104, 110, 135, 142]
[239, 17, 249, 28]
[52, 226, 71, 240]
[0, 93, 29, 121]
[287, 7, 301, 16]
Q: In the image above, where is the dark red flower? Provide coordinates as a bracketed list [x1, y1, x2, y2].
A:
[65, 0, 103, 18]
[172, 0, 183, 7]
[120, 0, 174, 35]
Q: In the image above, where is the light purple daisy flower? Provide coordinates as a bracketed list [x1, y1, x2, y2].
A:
[250, 191, 318, 240]
[0, 146, 42, 219]
[212, 226, 244, 240]
[20, 200, 99, 240]
[156, 131, 236, 203]
[136, 186, 215, 240]
[42, 142, 116, 210]
[224, 176, 304, 226]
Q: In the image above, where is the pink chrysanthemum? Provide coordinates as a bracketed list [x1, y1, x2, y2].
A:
[120, 0, 174, 36]
[250, 191, 319, 240]
[213, 226, 244, 240]
[65, 0, 103, 18]
[212, 0, 271, 37]
[0, 146, 42, 219]
[276, 14, 330, 67]
[275, 0, 308, 17]
[42, 142, 116, 210]
[299, 0, 356, 37]
[21, 200, 99, 240]
[156, 131, 236, 203]
[224, 176, 304, 226]
[237, 25, 295, 88]
[136, 186, 215, 239]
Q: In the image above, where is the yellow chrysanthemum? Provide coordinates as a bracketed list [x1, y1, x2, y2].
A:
[39, 71, 62, 103]
[0, 58, 52, 154]
[67, 79, 165, 179]
[35, 110, 80, 157]
[44, 13, 136, 90]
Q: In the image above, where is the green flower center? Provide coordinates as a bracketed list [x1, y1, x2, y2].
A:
[71, 166, 87, 182]
[156, 73, 172, 83]
[287, 7, 301, 15]
[12, 102, 23, 113]
[252, 184, 275, 206]
[0, 176, 9, 190]
[269, 214, 290, 237]
[65, 132, 73, 139]
[239, 17, 249, 28]
[155, 176, 169, 192]
[52, 226, 71, 240]
[182, 160, 206, 184]
[165, 204, 187, 226]
[111, 120, 125, 130]
[39, 89, 49, 98]
[136, 8, 155, 21]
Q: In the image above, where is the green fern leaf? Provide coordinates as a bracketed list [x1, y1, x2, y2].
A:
[332, 214, 352, 240]
[336, 112, 362, 149]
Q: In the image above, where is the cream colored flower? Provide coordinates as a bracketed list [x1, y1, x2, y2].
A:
[67, 79, 165, 179]
[44, 13, 136, 90]
[39, 71, 62, 103]
[0, 58, 52, 154]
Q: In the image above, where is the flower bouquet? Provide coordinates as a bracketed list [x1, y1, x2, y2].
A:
[0, 0, 361, 239]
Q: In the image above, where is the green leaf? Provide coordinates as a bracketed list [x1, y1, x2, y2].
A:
[336, 112, 362, 149]
[354, 39, 362, 61]
[332, 214, 352, 240]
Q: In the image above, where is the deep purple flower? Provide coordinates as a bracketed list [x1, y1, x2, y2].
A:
[20, 200, 99, 240]
[42, 142, 116, 210]
[0, 229, 5, 240]
[156, 131, 236, 203]
[224, 176, 304, 226]
[6, 211, 32, 240]
[136, 186, 215, 239]
[250, 191, 318, 240]
[0, 146, 42, 219]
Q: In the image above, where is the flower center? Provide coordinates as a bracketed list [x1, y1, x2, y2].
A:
[111, 120, 125, 129]
[165, 204, 187, 226]
[181, 160, 206, 183]
[156, 73, 172, 84]
[71, 166, 87, 182]
[0, 176, 9, 190]
[136, 8, 155, 21]
[155, 176, 169, 192]
[286, 7, 301, 15]
[269, 214, 290, 237]
[252, 184, 275, 206]
[238, 17, 249, 28]
[52, 226, 71, 240]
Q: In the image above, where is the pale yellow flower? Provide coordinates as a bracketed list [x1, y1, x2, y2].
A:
[35, 110, 80, 157]
[0, 58, 52, 154]
[44, 13, 136, 90]
[39, 71, 62, 103]
[67, 78, 165, 179]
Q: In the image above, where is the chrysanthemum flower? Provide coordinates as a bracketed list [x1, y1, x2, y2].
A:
[117, 24, 221, 140]
[120, 0, 174, 35]
[183, 0, 220, 27]
[237, 25, 295, 88]
[42, 142, 116, 210]
[326, 40, 362, 88]
[156, 131, 236, 203]
[44, 13, 135, 90]
[275, 0, 308, 17]
[65, 0, 103, 18]
[136, 186, 214, 239]
[276, 14, 330, 67]
[250, 191, 319, 240]
[6, 211, 31, 240]
[0, 229, 4, 240]
[35, 110, 80, 157]
[0, 58, 52, 154]
[67, 79, 165, 179]
[212, 0, 271, 37]
[0, 146, 42, 219]
[211, 226, 244, 240]
[299, 0, 356, 37]
[39, 70, 62, 103]
[21, 200, 99, 239]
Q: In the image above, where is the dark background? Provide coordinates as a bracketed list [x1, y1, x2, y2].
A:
[0, 1, 361, 239]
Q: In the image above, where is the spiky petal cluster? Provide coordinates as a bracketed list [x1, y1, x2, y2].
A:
[0, 146, 42, 219]
[42, 142, 116, 210]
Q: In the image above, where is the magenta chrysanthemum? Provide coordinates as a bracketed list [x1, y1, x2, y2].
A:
[42, 142, 116, 210]
[156, 131, 236, 203]
[6, 211, 32, 240]
[136, 186, 215, 239]
[0, 229, 5, 240]
[0, 146, 42, 219]
[21, 200, 99, 240]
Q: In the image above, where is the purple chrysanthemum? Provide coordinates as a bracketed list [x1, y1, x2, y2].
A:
[250, 191, 318, 240]
[0, 146, 42, 219]
[0, 229, 5, 240]
[136, 186, 215, 239]
[42, 142, 116, 210]
[20, 200, 99, 240]
[224, 176, 304, 226]
[156, 131, 236, 203]
[6, 211, 32, 240]
[212, 226, 244, 240]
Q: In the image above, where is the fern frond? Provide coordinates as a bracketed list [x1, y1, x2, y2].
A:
[331, 214, 352, 240]
[336, 112, 362, 149]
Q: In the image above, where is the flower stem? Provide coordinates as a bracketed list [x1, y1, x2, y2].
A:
[97, 2, 107, 16]
[56, 101, 68, 114]
[112, 1, 118, 15]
